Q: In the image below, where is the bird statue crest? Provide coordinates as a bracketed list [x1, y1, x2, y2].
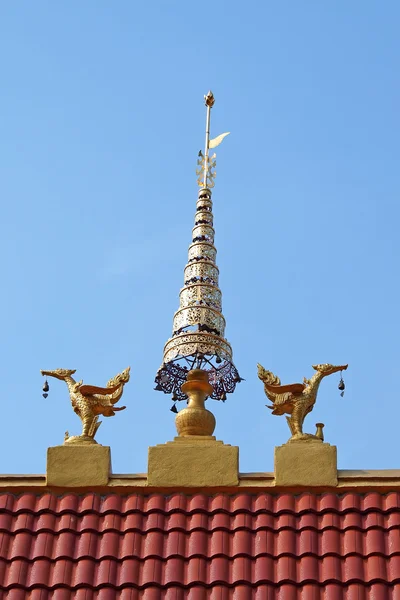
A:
[40, 367, 130, 445]
[257, 363, 348, 442]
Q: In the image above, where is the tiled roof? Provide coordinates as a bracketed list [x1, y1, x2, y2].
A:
[0, 492, 399, 598]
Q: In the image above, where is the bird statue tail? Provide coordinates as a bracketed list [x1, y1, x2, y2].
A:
[257, 364, 281, 386]
[106, 367, 131, 405]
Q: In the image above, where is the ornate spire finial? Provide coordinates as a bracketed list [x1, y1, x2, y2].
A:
[196, 91, 230, 189]
[155, 92, 241, 415]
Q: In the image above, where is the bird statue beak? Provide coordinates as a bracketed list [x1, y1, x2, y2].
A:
[327, 364, 348, 376]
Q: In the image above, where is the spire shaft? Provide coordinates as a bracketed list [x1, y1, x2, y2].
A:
[203, 101, 212, 187]
[197, 91, 217, 189]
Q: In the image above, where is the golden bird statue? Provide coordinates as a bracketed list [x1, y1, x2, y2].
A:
[40, 367, 130, 444]
[257, 363, 348, 442]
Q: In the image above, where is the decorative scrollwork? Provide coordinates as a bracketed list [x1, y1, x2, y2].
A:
[196, 151, 217, 189]
[155, 356, 241, 402]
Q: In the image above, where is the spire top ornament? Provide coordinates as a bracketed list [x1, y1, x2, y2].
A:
[155, 92, 240, 417]
[196, 91, 230, 189]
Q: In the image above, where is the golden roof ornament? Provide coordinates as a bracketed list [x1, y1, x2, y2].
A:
[41, 367, 130, 444]
[155, 92, 241, 408]
[196, 91, 230, 189]
[257, 363, 348, 442]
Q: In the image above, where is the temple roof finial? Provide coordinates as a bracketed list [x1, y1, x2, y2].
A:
[155, 92, 240, 413]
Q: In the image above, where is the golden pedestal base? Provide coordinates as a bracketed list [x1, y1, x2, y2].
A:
[46, 444, 111, 487]
[274, 440, 337, 487]
[148, 436, 239, 487]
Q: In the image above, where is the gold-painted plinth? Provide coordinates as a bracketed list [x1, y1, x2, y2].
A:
[47, 444, 111, 487]
[148, 437, 239, 487]
[63, 435, 98, 445]
[274, 440, 337, 487]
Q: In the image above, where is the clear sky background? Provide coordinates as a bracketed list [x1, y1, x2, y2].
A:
[1, 2, 399, 474]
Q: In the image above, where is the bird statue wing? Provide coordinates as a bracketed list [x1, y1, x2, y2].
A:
[264, 382, 306, 395]
[78, 383, 121, 396]
[263, 382, 306, 415]
[79, 367, 130, 398]
[257, 363, 305, 411]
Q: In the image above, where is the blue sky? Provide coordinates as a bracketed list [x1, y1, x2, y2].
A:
[1, 2, 399, 474]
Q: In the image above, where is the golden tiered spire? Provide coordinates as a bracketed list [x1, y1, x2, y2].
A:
[155, 92, 241, 407]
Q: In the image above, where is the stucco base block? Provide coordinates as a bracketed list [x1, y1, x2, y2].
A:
[274, 440, 338, 487]
[47, 444, 111, 487]
[148, 438, 239, 487]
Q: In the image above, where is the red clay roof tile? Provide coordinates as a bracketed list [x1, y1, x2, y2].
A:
[0, 492, 399, 597]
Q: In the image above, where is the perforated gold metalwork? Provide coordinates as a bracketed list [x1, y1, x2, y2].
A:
[155, 188, 241, 401]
